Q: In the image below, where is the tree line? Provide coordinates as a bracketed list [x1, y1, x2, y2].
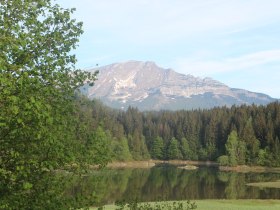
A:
[1, 0, 279, 208]
[85, 98, 280, 167]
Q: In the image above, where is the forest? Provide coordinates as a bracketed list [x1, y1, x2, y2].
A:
[1, 0, 280, 209]
[82, 97, 280, 167]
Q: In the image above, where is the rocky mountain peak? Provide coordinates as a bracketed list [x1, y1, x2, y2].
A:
[83, 61, 276, 110]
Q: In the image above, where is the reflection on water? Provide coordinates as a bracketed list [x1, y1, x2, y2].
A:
[67, 165, 280, 205]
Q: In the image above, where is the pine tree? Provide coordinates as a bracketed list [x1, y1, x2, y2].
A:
[167, 137, 182, 160]
[151, 136, 164, 159]
[225, 130, 239, 166]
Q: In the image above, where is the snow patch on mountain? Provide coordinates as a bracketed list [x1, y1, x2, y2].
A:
[83, 60, 276, 110]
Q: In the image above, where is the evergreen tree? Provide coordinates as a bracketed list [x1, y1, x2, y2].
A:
[151, 136, 164, 159]
[111, 137, 132, 161]
[225, 131, 239, 166]
[180, 137, 192, 160]
[128, 131, 150, 160]
[272, 136, 280, 166]
[72, 99, 280, 166]
[167, 137, 182, 160]
[241, 118, 260, 164]
[236, 140, 246, 165]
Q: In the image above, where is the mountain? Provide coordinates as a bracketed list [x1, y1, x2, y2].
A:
[81, 60, 277, 111]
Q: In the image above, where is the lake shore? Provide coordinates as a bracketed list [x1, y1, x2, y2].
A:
[106, 160, 280, 174]
[106, 159, 218, 169]
[219, 165, 280, 173]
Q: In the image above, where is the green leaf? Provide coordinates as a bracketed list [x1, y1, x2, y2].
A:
[17, 118, 23, 124]
[23, 182, 33, 190]
[30, 96, 35, 103]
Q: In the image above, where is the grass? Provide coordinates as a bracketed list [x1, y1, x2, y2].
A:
[195, 200, 280, 210]
[90, 200, 280, 210]
[246, 180, 280, 189]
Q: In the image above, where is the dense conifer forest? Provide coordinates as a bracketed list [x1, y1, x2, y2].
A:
[81, 97, 280, 167]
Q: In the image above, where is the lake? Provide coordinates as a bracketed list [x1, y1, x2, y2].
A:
[72, 164, 280, 205]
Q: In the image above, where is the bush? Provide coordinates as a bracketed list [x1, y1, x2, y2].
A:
[217, 155, 229, 166]
[115, 199, 197, 210]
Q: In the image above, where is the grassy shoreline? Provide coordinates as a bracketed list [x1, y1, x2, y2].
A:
[107, 160, 280, 174]
[106, 160, 218, 169]
[90, 200, 280, 210]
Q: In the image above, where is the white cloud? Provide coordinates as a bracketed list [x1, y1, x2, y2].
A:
[175, 50, 280, 76]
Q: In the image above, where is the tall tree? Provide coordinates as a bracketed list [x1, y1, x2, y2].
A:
[111, 137, 133, 161]
[151, 136, 164, 159]
[128, 131, 150, 160]
[241, 118, 260, 164]
[225, 130, 239, 166]
[0, 0, 105, 209]
[167, 137, 182, 160]
[180, 137, 192, 160]
[272, 136, 280, 166]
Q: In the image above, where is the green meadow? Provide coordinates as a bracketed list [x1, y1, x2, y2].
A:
[91, 200, 280, 210]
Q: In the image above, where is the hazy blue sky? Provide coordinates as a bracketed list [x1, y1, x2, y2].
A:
[58, 0, 280, 98]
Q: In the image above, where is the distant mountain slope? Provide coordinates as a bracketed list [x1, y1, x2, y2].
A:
[81, 60, 277, 110]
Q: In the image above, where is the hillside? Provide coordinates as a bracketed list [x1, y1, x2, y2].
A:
[81, 61, 276, 110]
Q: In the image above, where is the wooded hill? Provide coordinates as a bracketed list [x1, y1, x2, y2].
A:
[81, 97, 280, 167]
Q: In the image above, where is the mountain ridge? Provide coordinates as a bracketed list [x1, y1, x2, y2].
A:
[81, 60, 276, 110]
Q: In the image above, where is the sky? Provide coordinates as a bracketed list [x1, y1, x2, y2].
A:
[57, 0, 280, 98]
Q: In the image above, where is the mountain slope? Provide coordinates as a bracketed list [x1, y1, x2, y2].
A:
[81, 61, 276, 110]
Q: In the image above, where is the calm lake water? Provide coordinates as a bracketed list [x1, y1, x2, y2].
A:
[76, 164, 280, 205]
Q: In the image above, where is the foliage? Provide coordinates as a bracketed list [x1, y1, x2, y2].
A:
[87, 100, 280, 166]
[225, 131, 239, 166]
[0, 0, 109, 209]
[241, 118, 260, 164]
[151, 136, 164, 159]
[115, 199, 197, 210]
[95, 200, 280, 210]
[111, 137, 133, 161]
[82, 126, 112, 167]
[218, 130, 246, 166]
[167, 137, 182, 160]
[180, 138, 191, 160]
[217, 155, 229, 166]
[2, 0, 280, 208]
[128, 132, 150, 160]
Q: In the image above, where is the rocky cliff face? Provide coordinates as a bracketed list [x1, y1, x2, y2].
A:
[80, 60, 276, 110]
